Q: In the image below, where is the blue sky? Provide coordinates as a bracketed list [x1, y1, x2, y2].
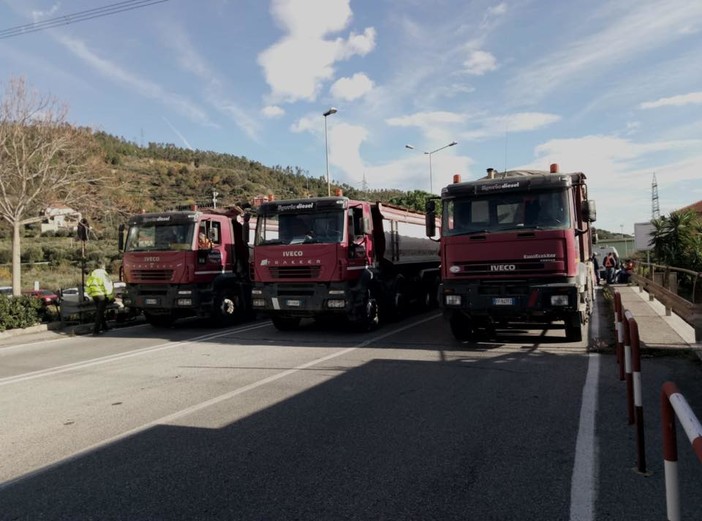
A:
[1, 0, 701, 235]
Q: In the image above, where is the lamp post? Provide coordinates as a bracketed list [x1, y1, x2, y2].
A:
[405, 141, 457, 193]
[323, 107, 337, 196]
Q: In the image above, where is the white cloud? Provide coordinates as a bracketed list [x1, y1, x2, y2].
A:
[157, 23, 262, 140]
[510, 2, 702, 103]
[462, 112, 560, 140]
[463, 50, 497, 75]
[386, 111, 467, 128]
[258, 0, 376, 103]
[57, 34, 215, 127]
[521, 134, 702, 232]
[639, 92, 702, 109]
[330, 73, 374, 101]
[262, 105, 285, 118]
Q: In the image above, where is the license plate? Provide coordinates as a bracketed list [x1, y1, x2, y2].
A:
[145, 298, 159, 305]
[492, 297, 515, 306]
[286, 299, 302, 307]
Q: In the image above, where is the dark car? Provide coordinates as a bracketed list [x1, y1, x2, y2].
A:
[26, 289, 59, 306]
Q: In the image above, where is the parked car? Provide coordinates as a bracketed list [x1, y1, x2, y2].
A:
[25, 289, 59, 306]
[59, 287, 90, 303]
[0, 286, 12, 297]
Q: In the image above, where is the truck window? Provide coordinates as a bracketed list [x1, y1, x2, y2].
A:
[256, 211, 344, 245]
[125, 222, 194, 251]
[444, 189, 570, 236]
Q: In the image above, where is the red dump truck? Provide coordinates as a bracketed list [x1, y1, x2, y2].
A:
[251, 195, 440, 331]
[118, 206, 253, 327]
[426, 164, 597, 342]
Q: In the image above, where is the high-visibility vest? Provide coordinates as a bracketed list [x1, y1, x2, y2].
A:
[86, 268, 114, 298]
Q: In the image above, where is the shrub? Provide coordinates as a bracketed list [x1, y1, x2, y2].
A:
[0, 295, 40, 332]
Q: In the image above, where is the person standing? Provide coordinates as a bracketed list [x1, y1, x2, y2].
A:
[603, 252, 616, 284]
[592, 253, 600, 285]
[86, 261, 114, 335]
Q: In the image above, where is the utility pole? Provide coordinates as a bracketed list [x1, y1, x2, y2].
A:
[652, 172, 660, 219]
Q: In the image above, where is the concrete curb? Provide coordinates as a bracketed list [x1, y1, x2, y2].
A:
[0, 321, 62, 341]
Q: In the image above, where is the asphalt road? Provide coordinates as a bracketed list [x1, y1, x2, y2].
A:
[0, 293, 700, 520]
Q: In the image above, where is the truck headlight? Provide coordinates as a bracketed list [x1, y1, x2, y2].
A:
[327, 299, 346, 308]
[176, 298, 193, 306]
[252, 298, 266, 307]
[251, 289, 263, 296]
[550, 295, 569, 306]
[445, 295, 462, 306]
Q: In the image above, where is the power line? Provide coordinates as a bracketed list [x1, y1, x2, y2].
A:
[0, 0, 170, 40]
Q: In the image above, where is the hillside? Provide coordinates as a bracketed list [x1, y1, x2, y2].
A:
[93, 132, 411, 218]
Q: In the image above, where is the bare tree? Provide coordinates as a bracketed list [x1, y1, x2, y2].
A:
[0, 76, 104, 295]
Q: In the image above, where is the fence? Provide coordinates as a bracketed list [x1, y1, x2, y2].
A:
[631, 263, 702, 342]
[661, 382, 702, 521]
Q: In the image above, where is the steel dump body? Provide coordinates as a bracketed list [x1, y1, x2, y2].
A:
[252, 197, 440, 329]
[436, 168, 596, 341]
[120, 209, 252, 326]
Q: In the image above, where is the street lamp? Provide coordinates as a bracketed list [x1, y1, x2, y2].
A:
[323, 107, 337, 196]
[405, 141, 457, 193]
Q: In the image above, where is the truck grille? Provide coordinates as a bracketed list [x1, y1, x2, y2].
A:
[268, 266, 321, 279]
[131, 269, 174, 282]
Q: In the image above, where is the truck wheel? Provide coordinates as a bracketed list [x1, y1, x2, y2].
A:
[564, 313, 583, 342]
[359, 289, 380, 331]
[450, 314, 473, 341]
[144, 312, 173, 328]
[212, 290, 239, 326]
[272, 316, 301, 331]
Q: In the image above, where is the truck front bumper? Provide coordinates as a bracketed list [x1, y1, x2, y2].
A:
[440, 280, 580, 321]
[251, 282, 355, 317]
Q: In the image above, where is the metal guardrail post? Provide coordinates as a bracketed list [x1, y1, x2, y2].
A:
[661, 381, 702, 521]
[627, 315, 647, 474]
[615, 291, 624, 381]
[622, 310, 634, 425]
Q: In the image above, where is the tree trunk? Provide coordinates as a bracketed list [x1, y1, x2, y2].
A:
[12, 221, 21, 296]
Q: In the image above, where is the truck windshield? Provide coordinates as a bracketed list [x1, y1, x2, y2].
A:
[443, 189, 571, 236]
[124, 222, 195, 251]
[255, 210, 344, 245]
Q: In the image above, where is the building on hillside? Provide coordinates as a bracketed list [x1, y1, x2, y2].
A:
[40, 203, 82, 233]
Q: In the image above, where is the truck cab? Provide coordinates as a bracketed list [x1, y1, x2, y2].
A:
[428, 165, 596, 341]
[120, 208, 252, 327]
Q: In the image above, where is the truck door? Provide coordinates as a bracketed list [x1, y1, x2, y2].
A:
[196, 219, 225, 278]
[348, 206, 371, 271]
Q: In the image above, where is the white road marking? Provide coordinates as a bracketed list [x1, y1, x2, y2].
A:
[569, 301, 601, 521]
[0, 315, 438, 489]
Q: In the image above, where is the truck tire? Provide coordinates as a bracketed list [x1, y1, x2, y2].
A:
[450, 313, 473, 341]
[358, 289, 380, 331]
[564, 313, 583, 342]
[144, 312, 173, 328]
[272, 316, 301, 331]
[211, 290, 240, 327]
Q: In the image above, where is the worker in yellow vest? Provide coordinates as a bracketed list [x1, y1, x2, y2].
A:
[86, 261, 114, 335]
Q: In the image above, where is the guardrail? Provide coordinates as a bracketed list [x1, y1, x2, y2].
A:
[661, 382, 702, 521]
[631, 263, 702, 342]
[614, 290, 648, 474]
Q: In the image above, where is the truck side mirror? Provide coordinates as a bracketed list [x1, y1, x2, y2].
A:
[425, 201, 436, 237]
[583, 200, 597, 223]
[118, 224, 125, 251]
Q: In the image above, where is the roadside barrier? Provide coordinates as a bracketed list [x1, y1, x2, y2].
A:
[621, 308, 635, 425]
[613, 290, 648, 473]
[614, 291, 624, 381]
[625, 310, 647, 474]
[661, 382, 702, 521]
